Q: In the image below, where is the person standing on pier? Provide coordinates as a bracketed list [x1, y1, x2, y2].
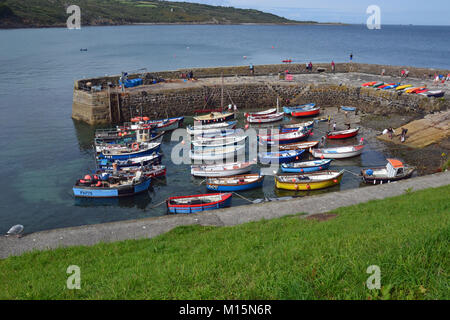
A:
[333, 121, 337, 131]
[249, 63, 254, 76]
[331, 60, 335, 73]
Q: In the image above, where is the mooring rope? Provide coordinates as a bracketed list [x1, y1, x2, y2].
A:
[150, 200, 167, 209]
[343, 169, 361, 177]
[232, 192, 254, 204]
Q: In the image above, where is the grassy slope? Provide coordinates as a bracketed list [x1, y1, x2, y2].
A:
[0, 0, 305, 27]
[0, 185, 449, 299]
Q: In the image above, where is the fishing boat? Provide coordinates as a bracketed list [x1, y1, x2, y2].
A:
[166, 193, 232, 214]
[281, 159, 333, 173]
[279, 141, 319, 151]
[420, 90, 445, 98]
[361, 81, 377, 87]
[259, 129, 310, 145]
[187, 121, 237, 135]
[259, 149, 305, 164]
[99, 165, 167, 179]
[341, 106, 356, 112]
[244, 108, 277, 118]
[291, 105, 320, 117]
[275, 170, 344, 191]
[283, 103, 315, 115]
[192, 135, 247, 149]
[189, 145, 245, 161]
[247, 112, 284, 123]
[311, 144, 365, 159]
[326, 127, 360, 139]
[206, 174, 265, 191]
[98, 142, 161, 161]
[97, 153, 162, 169]
[95, 133, 163, 153]
[281, 120, 314, 131]
[194, 112, 235, 125]
[396, 84, 413, 91]
[191, 161, 254, 177]
[127, 116, 184, 132]
[361, 159, 415, 185]
[73, 171, 151, 198]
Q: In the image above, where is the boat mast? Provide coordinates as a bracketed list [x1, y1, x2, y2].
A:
[221, 72, 224, 112]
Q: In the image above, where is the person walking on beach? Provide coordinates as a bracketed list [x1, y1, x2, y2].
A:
[249, 63, 254, 76]
[331, 60, 335, 73]
[350, 53, 353, 62]
[307, 62, 313, 72]
[400, 128, 408, 143]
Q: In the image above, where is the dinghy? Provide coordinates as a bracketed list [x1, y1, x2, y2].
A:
[281, 159, 333, 173]
[192, 135, 247, 149]
[283, 103, 315, 115]
[259, 129, 310, 145]
[382, 83, 400, 90]
[361, 159, 415, 185]
[206, 174, 265, 191]
[189, 145, 245, 161]
[279, 141, 319, 151]
[247, 112, 284, 123]
[281, 120, 314, 131]
[97, 153, 162, 169]
[420, 90, 445, 98]
[166, 193, 232, 214]
[341, 106, 356, 112]
[244, 108, 277, 118]
[187, 121, 237, 135]
[99, 165, 167, 179]
[98, 142, 161, 160]
[275, 170, 344, 191]
[311, 144, 364, 159]
[259, 149, 305, 164]
[372, 82, 385, 88]
[291, 105, 320, 117]
[194, 112, 235, 125]
[378, 83, 395, 89]
[191, 161, 254, 177]
[326, 127, 360, 139]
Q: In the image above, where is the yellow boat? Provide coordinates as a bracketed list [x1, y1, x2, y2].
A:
[395, 84, 412, 91]
[194, 112, 235, 125]
[275, 170, 344, 191]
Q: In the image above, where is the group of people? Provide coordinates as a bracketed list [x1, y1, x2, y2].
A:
[433, 73, 450, 85]
[382, 127, 408, 143]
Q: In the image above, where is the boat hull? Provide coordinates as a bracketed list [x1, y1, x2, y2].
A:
[73, 178, 151, 198]
[167, 193, 232, 214]
[206, 175, 264, 191]
[275, 171, 343, 190]
[259, 150, 305, 164]
[281, 159, 332, 173]
[311, 145, 364, 159]
[291, 107, 320, 118]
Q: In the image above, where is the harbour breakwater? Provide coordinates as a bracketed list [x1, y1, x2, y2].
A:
[72, 63, 449, 125]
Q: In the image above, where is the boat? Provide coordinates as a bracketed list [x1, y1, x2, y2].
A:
[382, 83, 400, 90]
[279, 141, 319, 151]
[415, 88, 429, 94]
[311, 144, 364, 159]
[95, 133, 163, 153]
[98, 142, 161, 160]
[191, 161, 254, 177]
[194, 129, 242, 139]
[361, 159, 415, 185]
[396, 84, 413, 91]
[281, 159, 333, 173]
[372, 82, 385, 88]
[291, 106, 320, 118]
[187, 121, 237, 135]
[405, 87, 425, 93]
[247, 112, 284, 123]
[244, 108, 277, 118]
[259, 149, 305, 164]
[283, 103, 315, 115]
[192, 135, 247, 149]
[167, 193, 232, 214]
[275, 170, 344, 191]
[189, 145, 245, 161]
[341, 106, 356, 112]
[128, 116, 184, 132]
[420, 90, 445, 98]
[194, 112, 235, 125]
[153, 117, 184, 132]
[326, 127, 360, 139]
[282, 59, 292, 63]
[259, 129, 310, 145]
[97, 153, 162, 169]
[281, 120, 314, 131]
[73, 171, 151, 198]
[206, 174, 265, 191]
[378, 83, 395, 89]
[99, 165, 167, 179]
[361, 81, 377, 87]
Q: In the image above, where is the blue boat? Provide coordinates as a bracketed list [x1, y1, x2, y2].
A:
[341, 106, 356, 112]
[281, 159, 333, 173]
[258, 149, 305, 164]
[167, 193, 232, 214]
[382, 83, 400, 90]
[206, 174, 264, 191]
[283, 103, 316, 115]
[97, 153, 162, 169]
[98, 142, 161, 161]
[73, 173, 151, 198]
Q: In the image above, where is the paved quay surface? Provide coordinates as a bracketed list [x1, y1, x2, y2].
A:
[1, 171, 449, 259]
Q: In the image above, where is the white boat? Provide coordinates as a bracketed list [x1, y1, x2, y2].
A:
[191, 161, 255, 177]
[189, 144, 245, 161]
[311, 144, 365, 159]
[281, 121, 315, 130]
[186, 121, 237, 135]
[194, 129, 244, 140]
[192, 135, 247, 149]
[247, 112, 284, 123]
[244, 108, 277, 118]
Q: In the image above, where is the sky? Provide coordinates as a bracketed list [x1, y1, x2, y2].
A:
[167, 0, 450, 25]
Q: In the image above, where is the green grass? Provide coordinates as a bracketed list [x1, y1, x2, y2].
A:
[1, 185, 449, 299]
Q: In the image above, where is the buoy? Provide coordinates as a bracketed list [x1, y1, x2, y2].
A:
[131, 142, 139, 151]
[333, 179, 338, 183]
[319, 166, 322, 170]
[306, 184, 311, 189]
[84, 175, 92, 180]
[321, 155, 325, 159]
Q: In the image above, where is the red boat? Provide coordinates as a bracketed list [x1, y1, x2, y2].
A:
[415, 88, 429, 94]
[326, 127, 360, 139]
[282, 59, 292, 63]
[291, 106, 320, 117]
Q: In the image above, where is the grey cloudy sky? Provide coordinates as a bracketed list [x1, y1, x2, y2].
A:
[167, 0, 450, 25]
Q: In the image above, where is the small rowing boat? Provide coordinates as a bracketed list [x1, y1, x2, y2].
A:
[378, 83, 395, 89]
[167, 193, 232, 214]
[281, 159, 333, 173]
[405, 87, 426, 94]
[259, 129, 310, 145]
[279, 141, 319, 151]
[326, 127, 360, 139]
[341, 106, 356, 112]
[98, 142, 161, 160]
[194, 112, 235, 125]
[291, 106, 320, 117]
[192, 135, 247, 149]
[206, 174, 264, 192]
[283, 103, 315, 115]
[97, 153, 162, 169]
[186, 121, 237, 135]
[361, 81, 377, 87]
[420, 90, 445, 98]
[311, 144, 364, 159]
[259, 149, 305, 164]
[275, 170, 344, 191]
[99, 164, 167, 179]
[372, 82, 385, 88]
[244, 108, 277, 118]
[247, 112, 284, 123]
[361, 159, 415, 185]
[191, 161, 254, 177]
[189, 145, 245, 161]
[382, 83, 400, 90]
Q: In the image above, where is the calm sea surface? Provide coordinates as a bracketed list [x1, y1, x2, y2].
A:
[0, 24, 449, 233]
